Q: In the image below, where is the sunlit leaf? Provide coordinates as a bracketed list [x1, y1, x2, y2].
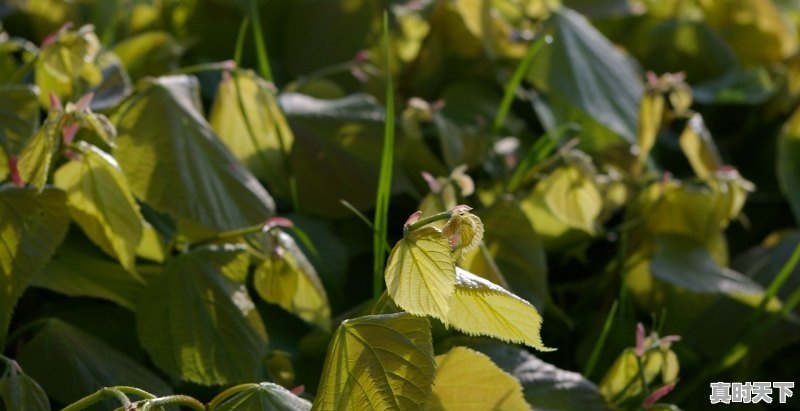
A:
[34, 25, 101, 108]
[635, 89, 664, 174]
[650, 234, 763, 295]
[212, 382, 311, 411]
[112, 31, 180, 80]
[253, 231, 331, 330]
[114, 75, 275, 235]
[0, 85, 39, 156]
[17, 115, 61, 192]
[385, 227, 456, 322]
[18, 319, 171, 404]
[431, 346, 530, 411]
[54, 142, 143, 274]
[599, 347, 678, 403]
[137, 245, 268, 385]
[0, 186, 68, 346]
[678, 114, 722, 179]
[312, 313, 435, 411]
[447, 268, 552, 351]
[540, 164, 602, 234]
[0, 362, 50, 411]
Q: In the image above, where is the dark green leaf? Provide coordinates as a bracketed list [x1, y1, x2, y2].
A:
[18, 319, 172, 404]
[279, 93, 384, 123]
[0, 362, 50, 411]
[778, 106, 800, 224]
[651, 234, 763, 295]
[0, 84, 39, 156]
[693, 68, 776, 105]
[213, 382, 311, 411]
[114, 75, 275, 234]
[0, 186, 69, 346]
[137, 245, 268, 385]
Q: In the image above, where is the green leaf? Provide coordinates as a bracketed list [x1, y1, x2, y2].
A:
[31, 232, 156, 311]
[540, 164, 602, 235]
[112, 31, 180, 80]
[34, 25, 102, 108]
[635, 90, 664, 174]
[212, 382, 311, 411]
[18, 319, 172, 404]
[599, 347, 678, 403]
[0, 84, 39, 156]
[527, 7, 643, 149]
[54, 142, 143, 274]
[778, 105, 800, 224]
[137, 245, 268, 385]
[385, 227, 456, 322]
[431, 346, 529, 411]
[254, 231, 331, 330]
[693, 68, 776, 105]
[312, 313, 435, 411]
[210, 70, 293, 195]
[0, 186, 69, 346]
[678, 114, 722, 180]
[17, 114, 61, 192]
[650, 234, 763, 295]
[0, 362, 50, 411]
[447, 268, 552, 351]
[279, 93, 385, 122]
[114, 75, 275, 235]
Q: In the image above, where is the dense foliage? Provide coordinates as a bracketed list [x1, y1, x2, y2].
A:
[2, 0, 800, 410]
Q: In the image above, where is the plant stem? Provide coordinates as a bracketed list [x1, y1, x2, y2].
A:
[583, 300, 618, 378]
[141, 394, 206, 411]
[404, 210, 453, 234]
[61, 387, 136, 411]
[234, 17, 250, 66]
[169, 61, 234, 75]
[250, 0, 273, 82]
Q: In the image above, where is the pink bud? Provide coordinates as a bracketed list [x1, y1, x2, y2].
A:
[450, 204, 472, 215]
[353, 50, 370, 63]
[222, 60, 237, 71]
[661, 335, 681, 345]
[404, 211, 422, 227]
[75, 92, 95, 112]
[49, 92, 63, 111]
[264, 216, 294, 230]
[62, 123, 80, 145]
[8, 156, 23, 187]
[635, 323, 646, 357]
[643, 383, 675, 409]
[290, 385, 305, 395]
[421, 171, 440, 193]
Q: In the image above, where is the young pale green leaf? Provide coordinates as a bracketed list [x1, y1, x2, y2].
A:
[18, 319, 172, 405]
[635, 90, 664, 174]
[212, 382, 311, 411]
[0, 84, 39, 156]
[447, 268, 552, 351]
[34, 25, 101, 108]
[112, 31, 180, 80]
[678, 114, 723, 179]
[527, 8, 643, 149]
[385, 227, 456, 321]
[54, 142, 143, 274]
[540, 164, 601, 235]
[0, 362, 50, 411]
[599, 347, 678, 403]
[210, 70, 293, 196]
[31, 234, 156, 311]
[137, 245, 268, 385]
[778, 105, 800, 224]
[114, 75, 275, 235]
[17, 115, 61, 192]
[431, 347, 530, 411]
[0, 187, 69, 346]
[254, 231, 331, 330]
[312, 313, 435, 411]
[650, 234, 763, 295]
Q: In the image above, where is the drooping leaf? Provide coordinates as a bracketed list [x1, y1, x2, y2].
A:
[447, 268, 552, 351]
[253, 231, 331, 330]
[212, 382, 311, 411]
[114, 75, 275, 235]
[31, 232, 156, 311]
[18, 319, 171, 405]
[16, 114, 61, 192]
[0, 362, 50, 411]
[279, 93, 385, 123]
[54, 142, 143, 274]
[34, 25, 102, 108]
[0, 186, 69, 346]
[778, 105, 800, 224]
[430, 346, 530, 411]
[527, 7, 643, 149]
[210, 70, 293, 196]
[385, 227, 456, 322]
[312, 313, 435, 411]
[540, 164, 602, 234]
[678, 114, 722, 179]
[0, 84, 39, 156]
[137, 245, 268, 385]
[650, 234, 763, 295]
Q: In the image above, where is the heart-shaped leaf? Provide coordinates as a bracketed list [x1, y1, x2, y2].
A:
[211, 382, 311, 411]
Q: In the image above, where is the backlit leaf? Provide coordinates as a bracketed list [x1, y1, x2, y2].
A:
[213, 382, 311, 411]
[17, 115, 61, 192]
[0, 85, 39, 156]
[635, 90, 664, 174]
[431, 347, 530, 411]
[0, 362, 50, 411]
[114, 75, 275, 235]
[18, 319, 171, 404]
[541, 164, 601, 234]
[112, 31, 180, 80]
[385, 227, 456, 321]
[312, 313, 435, 411]
[210, 70, 293, 195]
[0, 186, 68, 346]
[678, 114, 722, 179]
[447, 268, 552, 351]
[34, 25, 101, 108]
[54, 142, 143, 274]
[599, 347, 678, 403]
[137, 245, 268, 385]
[254, 231, 331, 330]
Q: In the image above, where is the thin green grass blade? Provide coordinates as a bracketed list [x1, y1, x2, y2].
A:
[373, 11, 395, 300]
[250, 0, 273, 82]
[492, 34, 546, 135]
[234, 17, 250, 66]
[583, 300, 618, 378]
